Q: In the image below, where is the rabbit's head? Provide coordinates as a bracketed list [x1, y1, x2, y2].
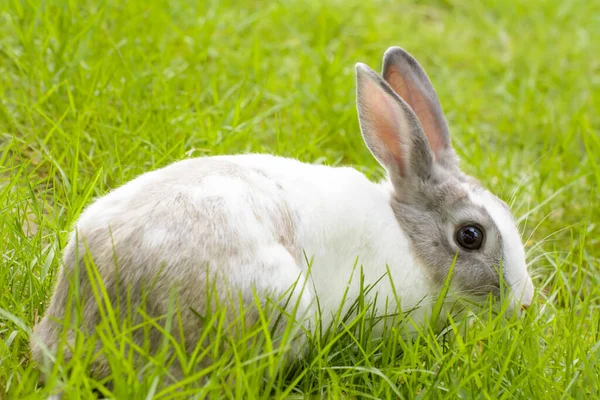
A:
[356, 47, 534, 312]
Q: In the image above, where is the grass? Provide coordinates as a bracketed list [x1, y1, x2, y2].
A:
[1, 0, 599, 397]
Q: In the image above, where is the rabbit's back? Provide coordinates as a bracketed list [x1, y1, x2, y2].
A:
[31, 156, 315, 378]
[75, 156, 301, 271]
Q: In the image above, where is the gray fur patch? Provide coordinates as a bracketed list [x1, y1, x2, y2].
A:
[31, 158, 304, 382]
[390, 173, 503, 299]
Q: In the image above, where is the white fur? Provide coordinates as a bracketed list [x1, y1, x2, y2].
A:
[213, 154, 435, 330]
[467, 189, 534, 309]
[76, 153, 436, 330]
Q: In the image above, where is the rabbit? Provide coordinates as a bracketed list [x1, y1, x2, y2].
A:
[31, 47, 534, 381]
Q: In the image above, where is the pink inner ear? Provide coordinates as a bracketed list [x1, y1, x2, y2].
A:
[386, 69, 446, 159]
[361, 78, 407, 172]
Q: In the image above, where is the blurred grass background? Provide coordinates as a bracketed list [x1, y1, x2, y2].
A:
[0, 0, 599, 398]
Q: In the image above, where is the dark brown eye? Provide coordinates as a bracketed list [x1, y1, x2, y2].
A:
[456, 225, 484, 250]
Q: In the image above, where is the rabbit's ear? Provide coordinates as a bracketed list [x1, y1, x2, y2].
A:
[382, 47, 455, 165]
[355, 63, 434, 183]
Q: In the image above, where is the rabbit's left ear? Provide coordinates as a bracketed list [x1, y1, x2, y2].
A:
[382, 47, 456, 166]
[355, 63, 435, 185]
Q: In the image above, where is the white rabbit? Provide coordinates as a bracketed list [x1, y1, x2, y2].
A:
[31, 47, 534, 379]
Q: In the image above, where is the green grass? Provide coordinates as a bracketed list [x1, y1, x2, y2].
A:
[1, 0, 599, 398]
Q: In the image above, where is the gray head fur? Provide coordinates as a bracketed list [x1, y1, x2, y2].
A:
[355, 47, 515, 300]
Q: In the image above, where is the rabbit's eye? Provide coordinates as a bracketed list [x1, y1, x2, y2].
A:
[456, 225, 484, 250]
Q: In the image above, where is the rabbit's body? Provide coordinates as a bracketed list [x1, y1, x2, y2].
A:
[210, 154, 433, 320]
[32, 47, 534, 381]
[32, 155, 434, 372]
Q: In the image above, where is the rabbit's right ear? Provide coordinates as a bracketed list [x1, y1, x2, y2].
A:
[355, 63, 434, 184]
[381, 47, 455, 166]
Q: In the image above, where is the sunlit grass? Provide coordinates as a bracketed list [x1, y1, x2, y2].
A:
[0, 0, 599, 398]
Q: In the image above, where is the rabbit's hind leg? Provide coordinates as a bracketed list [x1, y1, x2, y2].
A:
[237, 243, 314, 361]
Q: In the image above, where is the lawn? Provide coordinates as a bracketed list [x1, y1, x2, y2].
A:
[1, 0, 599, 398]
